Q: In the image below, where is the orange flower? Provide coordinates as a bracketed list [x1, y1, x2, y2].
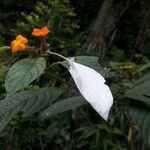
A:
[16, 35, 28, 44]
[32, 26, 50, 37]
[11, 40, 26, 53]
[11, 35, 28, 53]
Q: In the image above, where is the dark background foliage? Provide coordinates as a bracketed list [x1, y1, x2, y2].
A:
[0, 0, 150, 149]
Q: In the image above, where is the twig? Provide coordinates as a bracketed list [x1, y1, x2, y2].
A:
[46, 50, 70, 61]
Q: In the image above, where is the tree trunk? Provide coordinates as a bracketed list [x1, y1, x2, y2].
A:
[82, 0, 132, 62]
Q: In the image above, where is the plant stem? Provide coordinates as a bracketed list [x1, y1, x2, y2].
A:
[46, 50, 70, 61]
[128, 126, 135, 150]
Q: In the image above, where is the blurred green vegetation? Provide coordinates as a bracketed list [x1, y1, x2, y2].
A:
[0, 0, 150, 150]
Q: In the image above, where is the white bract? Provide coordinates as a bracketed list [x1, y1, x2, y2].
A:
[68, 59, 113, 121]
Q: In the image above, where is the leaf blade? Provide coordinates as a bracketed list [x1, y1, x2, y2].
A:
[0, 87, 61, 132]
[40, 96, 87, 119]
[128, 106, 150, 147]
[5, 57, 46, 95]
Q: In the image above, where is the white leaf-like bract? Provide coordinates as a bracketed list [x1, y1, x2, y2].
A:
[68, 59, 113, 121]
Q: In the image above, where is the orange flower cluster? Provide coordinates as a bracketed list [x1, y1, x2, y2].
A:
[11, 26, 50, 53]
[32, 26, 50, 37]
[11, 35, 28, 53]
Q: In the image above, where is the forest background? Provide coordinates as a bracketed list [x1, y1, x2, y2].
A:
[0, 0, 150, 149]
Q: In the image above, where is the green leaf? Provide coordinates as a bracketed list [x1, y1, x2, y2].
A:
[61, 56, 100, 70]
[0, 46, 11, 52]
[111, 47, 127, 61]
[125, 81, 150, 105]
[60, 56, 110, 78]
[109, 61, 122, 68]
[0, 93, 29, 133]
[5, 57, 46, 95]
[134, 73, 150, 85]
[22, 87, 62, 117]
[128, 106, 150, 148]
[75, 56, 100, 70]
[0, 87, 61, 133]
[75, 56, 111, 77]
[40, 96, 87, 119]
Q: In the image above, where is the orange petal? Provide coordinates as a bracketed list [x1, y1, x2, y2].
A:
[41, 26, 50, 36]
[11, 40, 26, 53]
[16, 35, 28, 44]
[32, 28, 42, 37]
[32, 26, 50, 37]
